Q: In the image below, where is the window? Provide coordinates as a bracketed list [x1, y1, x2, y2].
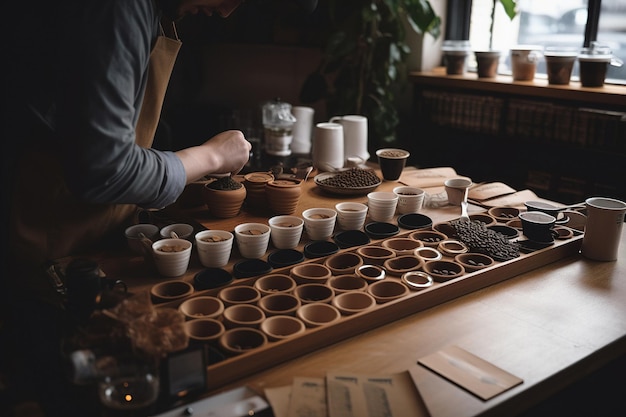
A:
[456, 0, 626, 84]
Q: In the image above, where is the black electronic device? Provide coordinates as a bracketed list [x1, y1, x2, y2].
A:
[160, 345, 207, 404]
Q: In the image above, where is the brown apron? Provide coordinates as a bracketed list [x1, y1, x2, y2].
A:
[9, 27, 181, 297]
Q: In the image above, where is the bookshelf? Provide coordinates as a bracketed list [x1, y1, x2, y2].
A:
[409, 68, 626, 204]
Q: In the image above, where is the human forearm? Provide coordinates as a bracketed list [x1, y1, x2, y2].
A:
[175, 130, 251, 183]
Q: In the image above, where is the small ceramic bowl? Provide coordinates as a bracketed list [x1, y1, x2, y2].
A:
[327, 274, 368, 294]
[356, 246, 395, 265]
[332, 291, 377, 315]
[178, 296, 224, 320]
[381, 237, 424, 255]
[367, 280, 410, 303]
[383, 255, 424, 277]
[253, 274, 297, 296]
[294, 283, 335, 304]
[218, 285, 262, 307]
[257, 292, 301, 317]
[487, 206, 521, 223]
[219, 328, 267, 356]
[185, 318, 225, 345]
[290, 263, 333, 284]
[324, 252, 364, 275]
[160, 223, 195, 240]
[125, 224, 159, 255]
[432, 222, 457, 238]
[296, 302, 341, 327]
[454, 253, 495, 272]
[150, 280, 194, 304]
[222, 304, 266, 329]
[468, 213, 497, 226]
[408, 230, 447, 247]
[423, 260, 465, 282]
[260, 315, 306, 341]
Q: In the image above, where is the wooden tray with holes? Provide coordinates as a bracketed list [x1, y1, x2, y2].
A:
[156, 218, 583, 392]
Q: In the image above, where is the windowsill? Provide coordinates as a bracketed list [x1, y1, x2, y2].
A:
[410, 67, 626, 108]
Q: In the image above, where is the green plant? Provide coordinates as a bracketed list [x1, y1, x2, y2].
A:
[489, 0, 518, 50]
[300, 0, 441, 150]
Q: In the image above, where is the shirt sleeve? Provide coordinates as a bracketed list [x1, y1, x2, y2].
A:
[55, 0, 186, 209]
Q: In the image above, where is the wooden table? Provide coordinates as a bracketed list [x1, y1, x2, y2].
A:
[91, 168, 626, 417]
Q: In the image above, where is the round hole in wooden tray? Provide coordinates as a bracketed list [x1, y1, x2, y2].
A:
[423, 260, 465, 282]
[454, 252, 495, 272]
[408, 230, 447, 247]
[487, 206, 521, 222]
[383, 255, 424, 277]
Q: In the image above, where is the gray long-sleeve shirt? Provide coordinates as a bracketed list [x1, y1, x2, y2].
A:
[8, 0, 186, 209]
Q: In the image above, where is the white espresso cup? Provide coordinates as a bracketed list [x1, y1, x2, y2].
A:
[329, 115, 369, 163]
[312, 122, 344, 172]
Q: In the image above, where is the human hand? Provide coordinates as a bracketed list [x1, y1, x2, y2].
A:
[176, 130, 251, 183]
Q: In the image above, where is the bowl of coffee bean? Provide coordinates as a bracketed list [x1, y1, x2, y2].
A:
[314, 168, 381, 196]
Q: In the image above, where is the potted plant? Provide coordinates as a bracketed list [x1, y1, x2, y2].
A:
[475, 0, 518, 78]
[300, 0, 441, 152]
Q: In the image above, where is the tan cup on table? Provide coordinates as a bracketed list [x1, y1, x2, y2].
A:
[444, 178, 472, 206]
[581, 197, 626, 261]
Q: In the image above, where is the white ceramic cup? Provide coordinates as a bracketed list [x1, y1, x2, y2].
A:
[335, 202, 369, 230]
[160, 223, 194, 240]
[268, 215, 305, 249]
[125, 224, 159, 255]
[312, 122, 344, 172]
[393, 186, 425, 214]
[302, 208, 337, 241]
[195, 230, 234, 267]
[367, 191, 399, 223]
[234, 223, 271, 259]
[581, 197, 626, 261]
[329, 115, 369, 163]
[291, 106, 315, 154]
[151, 238, 193, 277]
[444, 178, 473, 206]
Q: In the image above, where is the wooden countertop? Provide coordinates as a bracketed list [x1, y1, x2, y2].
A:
[85, 167, 626, 417]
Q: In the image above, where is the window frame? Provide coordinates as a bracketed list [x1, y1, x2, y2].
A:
[446, 0, 614, 71]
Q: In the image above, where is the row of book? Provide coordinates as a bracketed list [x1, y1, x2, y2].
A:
[506, 99, 626, 151]
[418, 90, 626, 152]
[418, 90, 503, 135]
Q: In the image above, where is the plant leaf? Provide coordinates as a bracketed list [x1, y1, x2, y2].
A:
[499, 0, 517, 21]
